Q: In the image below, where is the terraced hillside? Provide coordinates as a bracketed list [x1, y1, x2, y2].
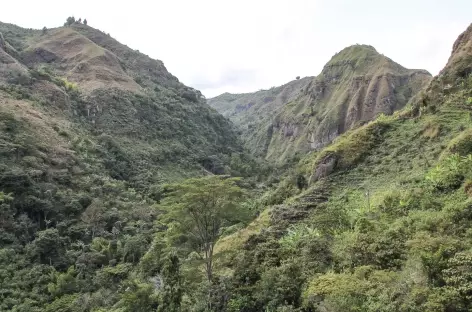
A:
[212, 23, 472, 312]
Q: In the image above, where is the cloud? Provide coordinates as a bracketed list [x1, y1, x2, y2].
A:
[190, 68, 259, 90]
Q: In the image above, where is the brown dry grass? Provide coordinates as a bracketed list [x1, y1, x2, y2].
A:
[0, 91, 75, 159]
[422, 122, 441, 139]
[27, 28, 141, 93]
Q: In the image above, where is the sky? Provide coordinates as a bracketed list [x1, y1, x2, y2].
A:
[1, 0, 471, 97]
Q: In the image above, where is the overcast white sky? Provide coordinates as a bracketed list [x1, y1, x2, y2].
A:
[1, 0, 471, 97]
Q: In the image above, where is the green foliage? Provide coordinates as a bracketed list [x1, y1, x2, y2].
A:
[445, 128, 472, 156]
[160, 175, 248, 281]
[118, 279, 158, 312]
[425, 154, 472, 191]
[157, 253, 183, 312]
[64, 16, 76, 26]
[1, 18, 472, 312]
[44, 294, 80, 312]
[443, 250, 472, 301]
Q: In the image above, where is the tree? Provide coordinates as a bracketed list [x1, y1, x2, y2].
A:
[64, 16, 75, 26]
[81, 199, 105, 238]
[83, 19, 88, 26]
[160, 176, 247, 283]
[158, 253, 183, 312]
[296, 174, 307, 190]
[296, 76, 300, 80]
[42, 26, 47, 35]
[26, 228, 65, 266]
[78, 18, 82, 24]
[444, 250, 472, 302]
[0, 192, 14, 231]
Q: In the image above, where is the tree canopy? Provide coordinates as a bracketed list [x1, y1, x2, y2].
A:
[160, 175, 248, 282]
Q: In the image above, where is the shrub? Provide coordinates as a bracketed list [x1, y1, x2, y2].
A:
[445, 128, 472, 157]
[425, 154, 472, 191]
[64, 16, 75, 26]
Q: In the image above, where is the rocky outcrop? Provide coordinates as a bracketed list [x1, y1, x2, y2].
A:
[263, 45, 431, 164]
[310, 153, 337, 183]
[440, 23, 472, 80]
[210, 45, 431, 165]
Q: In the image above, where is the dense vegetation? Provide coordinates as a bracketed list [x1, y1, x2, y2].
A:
[0, 20, 267, 311]
[1, 17, 472, 312]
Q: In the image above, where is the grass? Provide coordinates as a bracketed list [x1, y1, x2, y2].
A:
[214, 208, 270, 254]
[210, 43, 431, 167]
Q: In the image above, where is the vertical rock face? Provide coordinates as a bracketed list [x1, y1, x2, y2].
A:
[210, 45, 432, 165]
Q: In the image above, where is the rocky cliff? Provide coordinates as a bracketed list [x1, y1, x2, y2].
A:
[210, 45, 432, 165]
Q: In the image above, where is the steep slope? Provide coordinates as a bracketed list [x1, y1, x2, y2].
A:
[0, 21, 242, 182]
[211, 45, 431, 165]
[269, 45, 431, 164]
[0, 20, 246, 311]
[208, 77, 313, 160]
[214, 24, 472, 312]
[208, 76, 313, 124]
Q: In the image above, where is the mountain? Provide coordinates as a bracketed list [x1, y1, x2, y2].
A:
[214, 23, 472, 311]
[0, 20, 252, 311]
[208, 77, 313, 160]
[208, 77, 313, 125]
[2, 16, 472, 312]
[210, 45, 432, 164]
[0, 21, 243, 184]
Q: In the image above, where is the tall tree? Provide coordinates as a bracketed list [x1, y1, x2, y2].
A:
[157, 253, 183, 312]
[160, 176, 247, 283]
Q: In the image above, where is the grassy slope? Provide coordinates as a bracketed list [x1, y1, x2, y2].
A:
[208, 77, 313, 159]
[0, 21, 242, 183]
[210, 45, 432, 167]
[215, 24, 472, 312]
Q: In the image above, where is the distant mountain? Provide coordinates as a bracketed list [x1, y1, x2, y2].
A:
[210, 45, 432, 165]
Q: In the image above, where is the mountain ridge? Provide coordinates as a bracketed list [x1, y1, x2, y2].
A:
[209, 44, 432, 164]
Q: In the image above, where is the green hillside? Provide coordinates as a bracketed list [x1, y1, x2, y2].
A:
[210, 45, 431, 166]
[0, 20, 259, 312]
[1, 16, 472, 312]
[209, 23, 472, 312]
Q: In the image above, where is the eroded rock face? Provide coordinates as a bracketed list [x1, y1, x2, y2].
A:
[209, 45, 432, 165]
[440, 23, 472, 80]
[262, 45, 432, 164]
[310, 153, 337, 183]
[309, 130, 339, 150]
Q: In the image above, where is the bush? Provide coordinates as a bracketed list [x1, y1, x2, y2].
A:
[445, 129, 472, 157]
[64, 17, 76, 26]
[425, 154, 472, 191]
